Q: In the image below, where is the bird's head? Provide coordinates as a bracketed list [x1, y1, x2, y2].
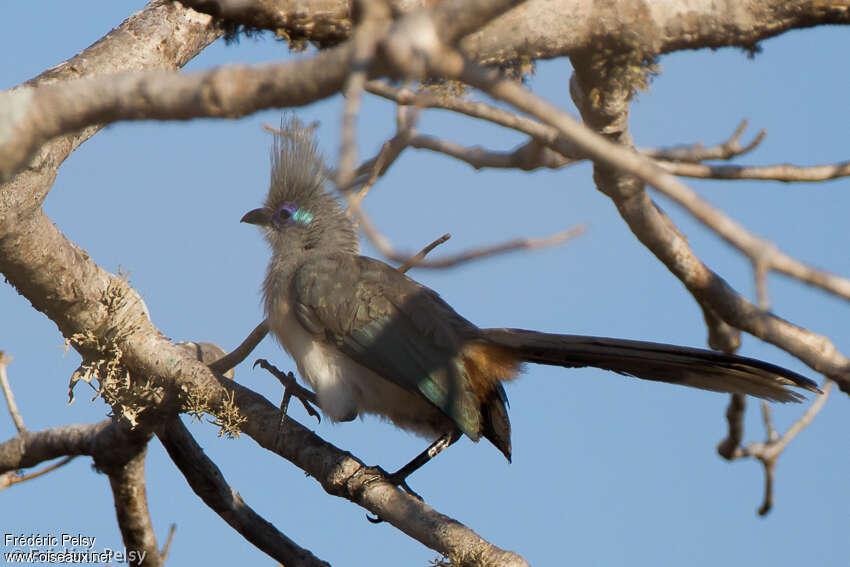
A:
[241, 116, 358, 256]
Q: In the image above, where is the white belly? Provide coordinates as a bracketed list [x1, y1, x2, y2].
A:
[267, 297, 455, 439]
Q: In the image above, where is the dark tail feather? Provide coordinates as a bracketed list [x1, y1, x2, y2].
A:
[481, 328, 821, 403]
[481, 383, 512, 462]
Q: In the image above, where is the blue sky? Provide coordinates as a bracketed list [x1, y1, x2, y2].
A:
[1, 3, 848, 566]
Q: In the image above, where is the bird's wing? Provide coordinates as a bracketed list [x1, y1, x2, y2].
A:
[291, 254, 485, 439]
[480, 329, 821, 402]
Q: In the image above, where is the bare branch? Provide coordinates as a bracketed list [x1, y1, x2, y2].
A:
[208, 321, 270, 375]
[179, 0, 353, 47]
[764, 379, 833, 458]
[0, 420, 149, 473]
[404, 226, 587, 269]
[0, 351, 26, 432]
[100, 445, 163, 567]
[184, 0, 850, 66]
[160, 524, 177, 563]
[353, 193, 583, 269]
[398, 234, 452, 273]
[0, 0, 524, 183]
[716, 394, 747, 460]
[0, 456, 76, 491]
[366, 81, 586, 163]
[720, 381, 833, 515]
[343, 103, 419, 195]
[656, 158, 850, 182]
[158, 418, 330, 567]
[410, 134, 578, 170]
[0, 214, 527, 563]
[0, 48, 354, 182]
[753, 259, 771, 310]
[699, 303, 741, 353]
[0, 1, 221, 215]
[414, 47, 849, 391]
[336, 0, 391, 190]
[642, 120, 765, 163]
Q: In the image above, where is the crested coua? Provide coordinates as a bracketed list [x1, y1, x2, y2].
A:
[242, 117, 820, 481]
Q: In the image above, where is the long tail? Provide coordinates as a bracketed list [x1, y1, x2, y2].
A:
[481, 328, 821, 403]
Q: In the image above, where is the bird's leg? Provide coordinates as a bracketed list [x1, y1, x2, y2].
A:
[366, 430, 462, 524]
[388, 429, 462, 489]
[253, 359, 321, 449]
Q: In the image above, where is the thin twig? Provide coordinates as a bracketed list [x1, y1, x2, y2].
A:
[398, 233, 452, 272]
[760, 401, 778, 442]
[208, 320, 270, 375]
[719, 380, 833, 515]
[758, 461, 775, 517]
[355, 195, 584, 269]
[753, 259, 771, 310]
[160, 524, 177, 563]
[401, 226, 586, 269]
[336, 0, 385, 190]
[3, 456, 76, 488]
[0, 351, 26, 432]
[765, 379, 833, 458]
[342, 101, 420, 200]
[419, 46, 850, 392]
[717, 394, 747, 460]
[410, 134, 578, 170]
[642, 120, 766, 163]
[366, 80, 586, 163]
[377, 72, 850, 300]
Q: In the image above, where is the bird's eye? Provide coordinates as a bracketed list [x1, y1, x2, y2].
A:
[272, 203, 313, 229]
[275, 204, 297, 224]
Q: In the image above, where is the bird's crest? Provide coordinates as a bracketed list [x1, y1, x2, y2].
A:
[266, 116, 327, 212]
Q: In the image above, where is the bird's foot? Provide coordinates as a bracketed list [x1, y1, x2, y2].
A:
[365, 467, 424, 524]
[253, 359, 321, 450]
[386, 470, 423, 501]
[253, 359, 321, 422]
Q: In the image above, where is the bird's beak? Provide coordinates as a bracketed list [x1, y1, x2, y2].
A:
[240, 208, 271, 226]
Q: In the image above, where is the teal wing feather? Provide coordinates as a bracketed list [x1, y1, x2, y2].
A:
[291, 254, 484, 439]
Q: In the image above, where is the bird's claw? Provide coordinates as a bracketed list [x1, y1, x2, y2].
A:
[364, 468, 424, 524]
[252, 358, 321, 423]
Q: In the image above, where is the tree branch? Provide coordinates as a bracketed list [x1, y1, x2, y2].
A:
[656, 158, 850, 182]
[717, 381, 833, 515]
[642, 120, 765, 163]
[99, 444, 163, 567]
[413, 46, 848, 393]
[0, 0, 221, 217]
[158, 418, 331, 567]
[0, 351, 26, 432]
[184, 0, 850, 64]
[0, 420, 148, 473]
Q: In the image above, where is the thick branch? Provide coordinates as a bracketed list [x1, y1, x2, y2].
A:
[0, 0, 221, 221]
[99, 445, 163, 567]
[0, 146, 527, 567]
[158, 418, 330, 567]
[0, 420, 147, 473]
[0, 49, 354, 183]
[0, 0, 525, 182]
[185, 0, 850, 64]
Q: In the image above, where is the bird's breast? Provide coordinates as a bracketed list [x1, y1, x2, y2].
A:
[267, 296, 456, 438]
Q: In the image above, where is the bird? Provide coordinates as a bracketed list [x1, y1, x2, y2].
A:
[241, 116, 820, 485]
